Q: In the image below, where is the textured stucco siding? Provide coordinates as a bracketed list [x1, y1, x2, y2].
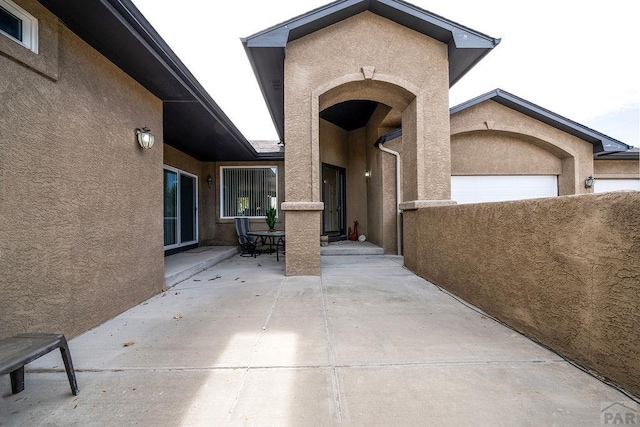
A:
[408, 193, 640, 397]
[347, 128, 368, 239]
[0, 3, 163, 339]
[319, 119, 349, 171]
[594, 159, 640, 179]
[451, 132, 562, 175]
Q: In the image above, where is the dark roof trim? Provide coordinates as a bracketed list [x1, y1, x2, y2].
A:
[594, 148, 639, 160]
[450, 89, 632, 153]
[243, 0, 500, 141]
[38, 0, 267, 161]
[374, 127, 402, 146]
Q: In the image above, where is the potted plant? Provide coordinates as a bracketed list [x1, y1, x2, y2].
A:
[265, 206, 277, 232]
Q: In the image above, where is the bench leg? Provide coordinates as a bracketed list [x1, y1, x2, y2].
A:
[59, 340, 79, 396]
[10, 367, 25, 394]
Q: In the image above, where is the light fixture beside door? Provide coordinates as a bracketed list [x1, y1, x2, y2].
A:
[135, 127, 155, 149]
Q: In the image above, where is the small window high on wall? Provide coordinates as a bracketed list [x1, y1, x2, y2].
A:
[0, 0, 38, 53]
[221, 166, 278, 218]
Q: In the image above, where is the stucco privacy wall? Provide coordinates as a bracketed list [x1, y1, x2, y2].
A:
[0, 0, 163, 339]
[284, 11, 450, 274]
[407, 193, 640, 397]
[450, 100, 594, 195]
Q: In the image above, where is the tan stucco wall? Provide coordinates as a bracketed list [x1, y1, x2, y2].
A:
[319, 119, 349, 170]
[408, 193, 640, 397]
[451, 132, 562, 175]
[347, 128, 368, 238]
[450, 100, 594, 195]
[594, 159, 640, 179]
[284, 11, 450, 274]
[0, 1, 163, 339]
[363, 104, 402, 254]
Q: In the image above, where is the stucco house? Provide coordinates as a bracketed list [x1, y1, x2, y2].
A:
[1, 0, 637, 342]
[241, 0, 637, 275]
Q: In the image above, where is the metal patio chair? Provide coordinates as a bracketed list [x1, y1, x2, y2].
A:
[235, 217, 257, 258]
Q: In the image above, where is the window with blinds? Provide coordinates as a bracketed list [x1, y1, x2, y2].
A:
[221, 166, 278, 218]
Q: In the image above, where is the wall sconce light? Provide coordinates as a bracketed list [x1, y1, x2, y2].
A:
[365, 170, 371, 181]
[207, 175, 213, 188]
[135, 127, 155, 149]
[584, 176, 595, 189]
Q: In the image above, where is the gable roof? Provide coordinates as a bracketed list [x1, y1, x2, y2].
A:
[450, 89, 632, 153]
[38, 0, 281, 161]
[242, 0, 501, 141]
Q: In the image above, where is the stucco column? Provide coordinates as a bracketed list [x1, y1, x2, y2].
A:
[281, 202, 324, 276]
[401, 89, 451, 204]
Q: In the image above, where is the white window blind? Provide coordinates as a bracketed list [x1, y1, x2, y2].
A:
[221, 166, 278, 218]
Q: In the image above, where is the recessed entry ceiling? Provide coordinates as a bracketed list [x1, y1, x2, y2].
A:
[320, 100, 379, 131]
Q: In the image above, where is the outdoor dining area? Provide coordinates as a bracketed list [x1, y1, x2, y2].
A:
[235, 217, 285, 261]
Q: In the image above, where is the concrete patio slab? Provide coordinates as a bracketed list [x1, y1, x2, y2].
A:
[321, 241, 384, 256]
[2, 254, 637, 426]
[164, 246, 239, 289]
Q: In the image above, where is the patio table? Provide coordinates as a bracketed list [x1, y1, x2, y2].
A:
[247, 231, 285, 261]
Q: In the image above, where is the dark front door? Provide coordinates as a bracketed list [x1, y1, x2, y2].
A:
[322, 163, 346, 241]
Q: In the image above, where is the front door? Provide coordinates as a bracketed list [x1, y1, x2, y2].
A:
[322, 163, 346, 241]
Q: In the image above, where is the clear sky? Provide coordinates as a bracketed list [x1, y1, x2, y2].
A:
[131, 0, 639, 147]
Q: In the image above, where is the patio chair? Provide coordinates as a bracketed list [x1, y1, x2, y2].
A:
[235, 217, 257, 258]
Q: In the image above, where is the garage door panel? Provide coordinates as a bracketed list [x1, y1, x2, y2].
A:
[594, 179, 640, 193]
[452, 176, 558, 204]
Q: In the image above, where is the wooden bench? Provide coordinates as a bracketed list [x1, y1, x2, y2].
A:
[0, 334, 79, 395]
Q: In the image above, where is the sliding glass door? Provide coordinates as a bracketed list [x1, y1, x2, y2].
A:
[164, 167, 198, 250]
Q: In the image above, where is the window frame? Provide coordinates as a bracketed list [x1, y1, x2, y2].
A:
[220, 165, 279, 219]
[0, 0, 38, 53]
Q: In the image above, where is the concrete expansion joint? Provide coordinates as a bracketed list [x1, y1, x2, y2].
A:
[320, 275, 344, 422]
[225, 276, 287, 420]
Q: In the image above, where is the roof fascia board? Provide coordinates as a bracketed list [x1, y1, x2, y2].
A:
[377, 0, 498, 46]
[244, 0, 363, 44]
[244, 26, 290, 48]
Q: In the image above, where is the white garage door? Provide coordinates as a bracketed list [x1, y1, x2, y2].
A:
[452, 175, 558, 204]
[594, 179, 640, 193]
